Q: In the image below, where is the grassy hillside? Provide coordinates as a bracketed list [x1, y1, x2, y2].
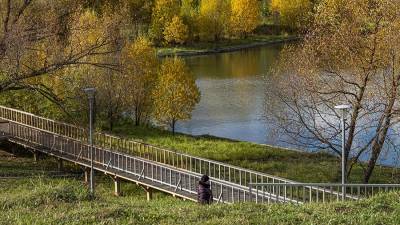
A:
[1, 153, 399, 225]
[112, 124, 400, 184]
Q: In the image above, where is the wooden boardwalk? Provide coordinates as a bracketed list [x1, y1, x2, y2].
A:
[0, 105, 298, 204]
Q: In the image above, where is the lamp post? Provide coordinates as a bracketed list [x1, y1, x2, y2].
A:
[84, 87, 96, 196]
[335, 104, 351, 199]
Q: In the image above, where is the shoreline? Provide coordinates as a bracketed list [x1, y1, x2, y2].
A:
[191, 132, 398, 168]
[194, 133, 307, 153]
[157, 36, 300, 57]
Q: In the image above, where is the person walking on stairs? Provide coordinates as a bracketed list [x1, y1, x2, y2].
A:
[197, 175, 213, 204]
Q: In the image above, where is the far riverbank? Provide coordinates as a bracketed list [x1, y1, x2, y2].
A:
[157, 35, 300, 57]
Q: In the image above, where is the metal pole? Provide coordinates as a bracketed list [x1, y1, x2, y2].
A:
[89, 95, 94, 195]
[335, 104, 351, 201]
[84, 87, 96, 197]
[341, 109, 346, 200]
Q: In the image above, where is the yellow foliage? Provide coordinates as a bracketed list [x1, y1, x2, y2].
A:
[122, 37, 158, 125]
[150, 0, 181, 42]
[198, 0, 231, 41]
[271, 0, 313, 29]
[123, 37, 157, 78]
[181, 0, 197, 17]
[152, 57, 200, 133]
[230, 0, 261, 36]
[76, 10, 103, 47]
[164, 16, 189, 45]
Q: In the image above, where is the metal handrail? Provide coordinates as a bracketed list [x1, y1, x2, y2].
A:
[0, 105, 299, 189]
[250, 183, 400, 187]
[248, 183, 400, 204]
[4, 106, 399, 205]
[1, 105, 358, 204]
[7, 121, 272, 203]
[0, 105, 84, 129]
[1, 105, 341, 203]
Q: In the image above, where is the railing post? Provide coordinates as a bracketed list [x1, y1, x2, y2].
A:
[112, 176, 122, 196]
[33, 151, 39, 162]
[146, 187, 153, 201]
[84, 167, 90, 184]
[249, 184, 253, 202]
[140, 185, 153, 201]
[57, 158, 63, 171]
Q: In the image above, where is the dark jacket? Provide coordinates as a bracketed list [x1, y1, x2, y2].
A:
[197, 181, 213, 204]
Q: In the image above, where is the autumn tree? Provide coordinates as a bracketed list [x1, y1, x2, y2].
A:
[164, 16, 189, 45]
[79, 38, 127, 131]
[122, 37, 158, 126]
[230, 0, 261, 37]
[0, 73, 74, 121]
[266, 0, 400, 183]
[46, 6, 131, 129]
[197, 0, 231, 41]
[126, 0, 154, 35]
[150, 0, 181, 43]
[153, 57, 200, 134]
[81, 0, 121, 13]
[62, 7, 130, 130]
[0, 1, 121, 109]
[181, 0, 200, 41]
[270, 0, 313, 30]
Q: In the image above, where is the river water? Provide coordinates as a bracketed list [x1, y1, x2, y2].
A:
[175, 44, 400, 167]
[176, 44, 282, 144]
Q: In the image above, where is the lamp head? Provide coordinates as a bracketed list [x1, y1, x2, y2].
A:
[335, 104, 352, 110]
[83, 87, 96, 98]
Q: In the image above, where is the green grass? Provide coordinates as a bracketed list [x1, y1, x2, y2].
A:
[112, 123, 400, 184]
[157, 34, 295, 56]
[0, 150, 66, 177]
[1, 154, 400, 224]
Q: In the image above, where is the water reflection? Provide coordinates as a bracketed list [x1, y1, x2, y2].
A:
[176, 44, 283, 144]
[186, 45, 282, 79]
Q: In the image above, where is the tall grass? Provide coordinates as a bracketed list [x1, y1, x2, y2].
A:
[1, 176, 400, 224]
[1, 178, 90, 210]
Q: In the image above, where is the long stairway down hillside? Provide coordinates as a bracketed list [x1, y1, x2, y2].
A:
[0, 105, 305, 204]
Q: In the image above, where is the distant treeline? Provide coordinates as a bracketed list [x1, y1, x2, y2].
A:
[79, 0, 317, 46]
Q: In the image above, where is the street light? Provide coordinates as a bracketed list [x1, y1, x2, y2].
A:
[335, 104, 351, 199]
[84, 87, 96, 196]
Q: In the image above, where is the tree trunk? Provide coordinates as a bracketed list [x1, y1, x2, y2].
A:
[363, 117, 392, 183]
[364, 144, 382, 183]
[108, 108, 113, 131]
[135, 106, 140, 126]
[364, 66, 400, 183]
[109, 117, 114, 131]
[171, 119, 176, 135]
[363, 100, 396, 183]
[343, 72, 371, 179]
[135, 117, 140, 126]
